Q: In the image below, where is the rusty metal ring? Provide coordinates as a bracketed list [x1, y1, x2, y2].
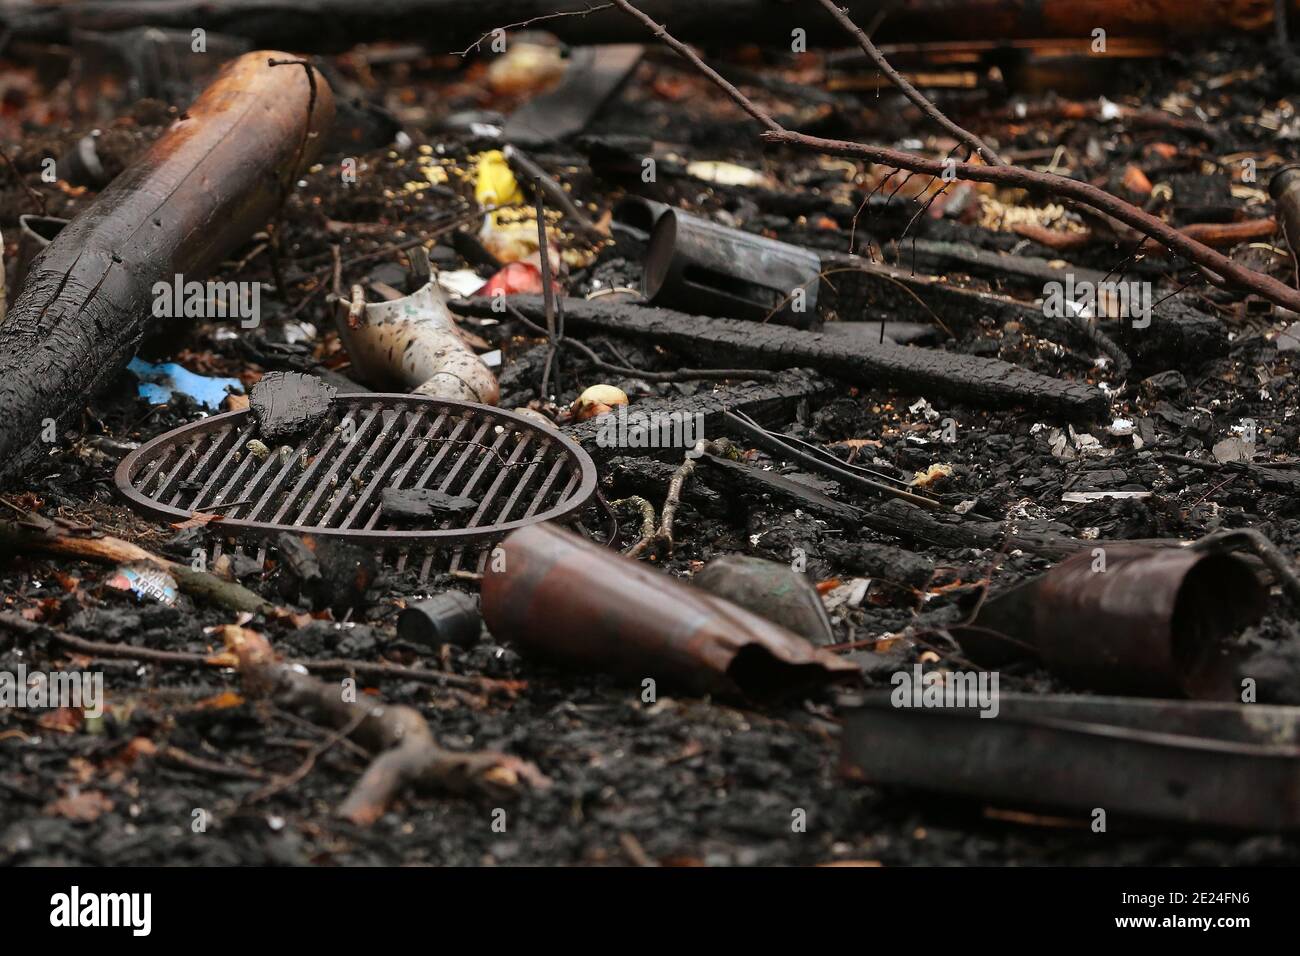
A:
[115, 394, 598, 546]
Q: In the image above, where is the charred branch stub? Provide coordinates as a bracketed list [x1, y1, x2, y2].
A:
[456, 295, 1108, 418]
[220, 626, 547, 824]
[6, 0, 1300, 877]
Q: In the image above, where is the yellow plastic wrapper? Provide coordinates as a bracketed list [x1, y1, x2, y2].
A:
[475, 150, 523, 208]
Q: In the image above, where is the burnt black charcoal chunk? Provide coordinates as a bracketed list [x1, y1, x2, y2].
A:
[249, 371, 337, 442]
[381, 487, 478, 518]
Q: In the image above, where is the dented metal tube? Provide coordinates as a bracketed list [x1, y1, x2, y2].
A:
[642, 209, 823, 329]
[481, 522, 858, 699]
[959, 545, 1268, 698]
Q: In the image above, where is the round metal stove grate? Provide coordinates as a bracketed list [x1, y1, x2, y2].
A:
[115, 394, 598, 577]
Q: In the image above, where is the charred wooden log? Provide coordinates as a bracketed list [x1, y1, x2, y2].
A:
[818, 251, 1227, 374]
[457, 296, 1107, 419]
[0, 52, 334, 486]
[1, 1, 1291, 53]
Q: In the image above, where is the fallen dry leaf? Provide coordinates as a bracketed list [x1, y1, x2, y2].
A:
[196, 690, 245, 710]
[44, 790, 113, 822]
[37, 708, 83, 733]
[171, 511, 224, 530]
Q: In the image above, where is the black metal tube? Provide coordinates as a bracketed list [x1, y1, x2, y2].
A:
[642, 209, 823, 328]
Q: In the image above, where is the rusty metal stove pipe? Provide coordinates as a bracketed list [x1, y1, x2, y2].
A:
[962, 546, 1267, 698]
[481, 522, 859, 699]
[643, 209, 824, 329]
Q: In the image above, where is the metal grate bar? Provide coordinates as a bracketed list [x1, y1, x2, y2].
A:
[410, 414, 474, 491]
[196, 434, 263, 514]
[153, 438, 203, 503]
[414, 424, 507, 581]
[522, 456, 570, 520]
[165, 426, 237, 509]
[493, 441, 552, 526]
[291, 405, 383, 527]
[137, 445, 177, 497]
[242, 419, 338, 523]
[266, 408, 357, 526]
[361, 412, 450, 530]
[450, 425, 515, 504]
[432, 420, 494, 494]
[319, 405, 422, 528]
[341, 407, 429, 529]
[463, 431, 534, 531]
[188, 424, 255, 511]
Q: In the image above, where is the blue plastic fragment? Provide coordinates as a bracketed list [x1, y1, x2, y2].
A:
[128, 358, 242, 410]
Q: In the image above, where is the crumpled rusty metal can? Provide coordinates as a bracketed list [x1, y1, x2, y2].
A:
[959, 545, 1267, 698]
[480, 522, 859, 699]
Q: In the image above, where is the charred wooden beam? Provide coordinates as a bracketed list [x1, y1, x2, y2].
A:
[457, 296, 1107, 419]
[1, 0, 1291, 53]
[0, 52, 334, 487]
[819, 251, 1227, 373]
[563, 368, 838, 463]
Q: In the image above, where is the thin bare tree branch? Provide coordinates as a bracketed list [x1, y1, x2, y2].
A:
[609, 0, 1300, 315]
[811, 0, 1004, 165]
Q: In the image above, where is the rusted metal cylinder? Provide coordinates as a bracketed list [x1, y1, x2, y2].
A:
[1270, 164, 1300, 260]
[480, 522, 858, 699]
[643, 209, 823, 329]
[398, 591, 481, 648]
[965, 546, 1267, 698]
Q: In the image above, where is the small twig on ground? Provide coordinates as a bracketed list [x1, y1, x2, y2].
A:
[0, 514, 273, 614]
[221, 626, 549, 824]
[505, 146, 605, 242]
[160, 745, 269, 782]
[610, 496, 657, 555]
[451, 3, 614, 55]
[246, 708, 368, 803]
[722, 410, 946, 510]
[0, 612, 520, 697]
[0, 145, 46, 215]
[627, 438, 732, 559]
[811, 0, 1003, 166]
[535, 184, 561, 398]
[505, 303, 776, 382]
